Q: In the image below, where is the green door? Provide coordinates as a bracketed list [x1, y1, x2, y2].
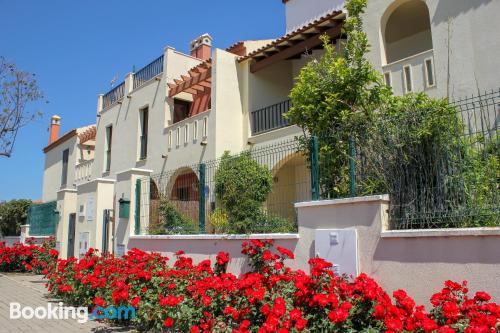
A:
[67, 213, 76, 258]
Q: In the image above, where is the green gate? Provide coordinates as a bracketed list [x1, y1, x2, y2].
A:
[27, 201, 58, 236]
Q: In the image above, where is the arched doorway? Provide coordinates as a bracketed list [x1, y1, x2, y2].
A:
[381, 0, 433, 64]
[167, 168, 199, 222]
[266, 153, 310, 221]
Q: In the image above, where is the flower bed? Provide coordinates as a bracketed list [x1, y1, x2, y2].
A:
[0, 237, 58, 274]
[0, 239, 498, 332]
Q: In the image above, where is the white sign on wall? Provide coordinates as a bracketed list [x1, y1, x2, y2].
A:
[86, 196, 95, 222]
[78, 232, 90, 258]
[116, 244, 125, 258]
[315, 229, 359, 278]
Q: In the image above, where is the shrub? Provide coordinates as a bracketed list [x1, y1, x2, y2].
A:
[151, 198, 197, 235]
[209, 208, 229, 233]
[0, 237, 57, 273]
[214, 151, 273, 233]
[0, 240, 498, 331]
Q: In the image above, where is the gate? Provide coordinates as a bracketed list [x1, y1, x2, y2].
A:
[102, 209, 111, 253]
[67, 213, 76, 258]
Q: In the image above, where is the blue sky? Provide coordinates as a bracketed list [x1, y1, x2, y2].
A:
[0, 0, 285, 200]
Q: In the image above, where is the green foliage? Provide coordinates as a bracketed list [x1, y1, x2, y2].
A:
[214, 151, 273, 233]
[209, 208, 229, 233]
[0, 199, 32, 236]
[286, 0, 390, 198]
[150, 198, 197, 235]
[286, 0, 499, 227]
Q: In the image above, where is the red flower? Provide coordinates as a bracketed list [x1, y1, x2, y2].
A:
[216, 251, 230, 265]
[130, 296, 140, 307]
[276, 246, 295, 259]
[93, 297, 106, 307]
[164, 317, 174, 327]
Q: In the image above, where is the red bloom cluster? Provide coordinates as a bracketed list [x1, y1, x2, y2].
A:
[0, 237, 58, 274]
[1, 239, 498, 332]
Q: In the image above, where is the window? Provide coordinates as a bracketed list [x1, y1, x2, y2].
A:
[403, 65, 413, 93]
[202, 117, 208, 138]
[61, 149, 69, 187]
[193, 120, 198, 140]
[105, 125, 112, 172]
[139, 108, 149, 160]
[384, 72, 392, 87]
[173, 99, 192, 123]
[184, 124, 189, 144]
[425, 58, 435, 87]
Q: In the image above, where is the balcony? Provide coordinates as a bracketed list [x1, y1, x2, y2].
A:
[102, 82, 125, 109]
[250, 99, 291, 136]
[75, 159, 94, 185]
[382, 49, 436, 96]
[101, 54, 164, 111]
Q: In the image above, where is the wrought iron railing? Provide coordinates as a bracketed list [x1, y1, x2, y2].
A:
[250, 99, 291, 135]
[133, 55, 164, 90]
[102, 82, 125, 109]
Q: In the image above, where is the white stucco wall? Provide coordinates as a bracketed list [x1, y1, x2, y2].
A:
[42, 136, 78, 202]
[365, 0, 500, 99]
[285, 0, 345, 32]
[295, 196, 500, 305]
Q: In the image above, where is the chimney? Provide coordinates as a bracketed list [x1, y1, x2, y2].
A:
[190, 34, 212, 61]
[48, 115, 61, 144]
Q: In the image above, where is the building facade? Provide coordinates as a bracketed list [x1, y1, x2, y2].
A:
[36, 0, 499, 258]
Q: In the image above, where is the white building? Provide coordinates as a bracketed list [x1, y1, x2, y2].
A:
[35, 0, 499, 258]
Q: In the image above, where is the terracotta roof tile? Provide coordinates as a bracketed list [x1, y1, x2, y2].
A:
[238, 10, 344, 62]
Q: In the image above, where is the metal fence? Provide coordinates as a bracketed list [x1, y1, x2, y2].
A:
[102, 82, 125, 109]
[27, 201, 58, 236]
[133, 55, 164, 90]
[325, 88, 500, 229]
[137, 138, 312, 234]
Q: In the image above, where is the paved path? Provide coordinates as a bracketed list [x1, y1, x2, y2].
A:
[0, 273, 135, 333]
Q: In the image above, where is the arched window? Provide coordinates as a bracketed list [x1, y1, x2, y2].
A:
[382, 0, 433, 64]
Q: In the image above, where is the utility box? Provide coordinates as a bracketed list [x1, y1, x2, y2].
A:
[118, 198, 130, 219]
[315, 229, 359, 278]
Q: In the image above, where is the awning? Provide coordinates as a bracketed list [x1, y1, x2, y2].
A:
[168, 60, 212, 97]
[239, 10, 345, 73]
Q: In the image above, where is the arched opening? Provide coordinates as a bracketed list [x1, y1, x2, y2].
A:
[266, 153, 311, 221]
[382, 0, 433, 64]
[168, 168, 199, 222]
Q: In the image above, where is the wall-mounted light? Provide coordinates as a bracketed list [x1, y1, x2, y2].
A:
[127, 95, 132, 99]
[161, 154, 168, 159]
[200, 140, 208, 146]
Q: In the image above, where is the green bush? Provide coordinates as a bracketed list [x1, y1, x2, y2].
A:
[149, 198, 197, 235]
[214, 152, 273, 233]
[0, 199, 31, 236]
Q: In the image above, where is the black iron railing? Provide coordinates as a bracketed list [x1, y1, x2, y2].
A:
[133, 55, 164, 90]
[102, 82, 125, 109]
[250, 99, 291, 135]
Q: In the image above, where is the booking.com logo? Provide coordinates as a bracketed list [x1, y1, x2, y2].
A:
[10, 302, 135, 323]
